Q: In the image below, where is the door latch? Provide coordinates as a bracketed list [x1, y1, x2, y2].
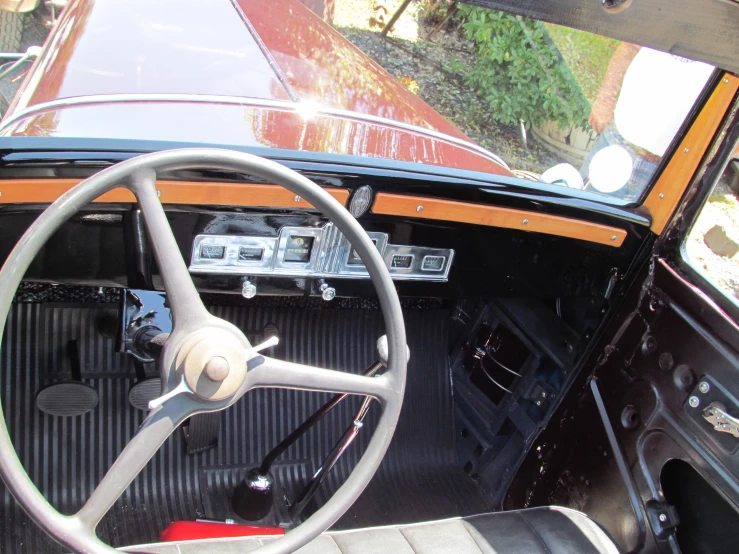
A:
[703, 402, 739, 438]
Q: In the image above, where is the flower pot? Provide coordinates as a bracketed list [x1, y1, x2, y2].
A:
[532, 121, 598, 166]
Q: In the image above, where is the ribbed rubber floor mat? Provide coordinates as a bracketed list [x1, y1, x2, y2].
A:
[0, 303, 491, 552]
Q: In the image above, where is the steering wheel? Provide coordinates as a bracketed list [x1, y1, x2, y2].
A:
[0, 149, 407, 553]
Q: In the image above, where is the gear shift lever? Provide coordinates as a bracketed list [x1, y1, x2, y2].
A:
[231, 335, 409, 522]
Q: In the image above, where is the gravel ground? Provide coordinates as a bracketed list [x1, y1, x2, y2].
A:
[335, 1, 560, 173]
[685, 176, 739, 301]
[0, 10, 48, 116]
[334, 0, 422, 41]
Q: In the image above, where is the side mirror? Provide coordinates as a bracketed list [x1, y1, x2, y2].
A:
[588, 145, 633, 194]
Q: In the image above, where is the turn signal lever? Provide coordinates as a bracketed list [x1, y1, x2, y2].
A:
[231, 335, 410, 522]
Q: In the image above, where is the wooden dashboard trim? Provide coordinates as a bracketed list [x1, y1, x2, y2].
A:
[372, 193, 627, 247]
[0, 179, 350, 208]
[643, 73, 739, 235]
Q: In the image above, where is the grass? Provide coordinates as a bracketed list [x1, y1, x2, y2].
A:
[543, 23, 620, 105]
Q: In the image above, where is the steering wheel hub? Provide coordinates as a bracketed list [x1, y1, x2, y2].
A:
[204, 356, 230, 382]
[177, 332, 247, 401]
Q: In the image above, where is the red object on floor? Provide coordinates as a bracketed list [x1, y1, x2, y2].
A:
[160, 521, 285, 542]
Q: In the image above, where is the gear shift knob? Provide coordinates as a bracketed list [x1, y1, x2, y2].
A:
[376, 335, 410, 366]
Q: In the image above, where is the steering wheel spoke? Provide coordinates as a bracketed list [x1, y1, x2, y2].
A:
[74, 394, 199, 530]
[247, 356, 395, 404]
[130, 169, 210, 330]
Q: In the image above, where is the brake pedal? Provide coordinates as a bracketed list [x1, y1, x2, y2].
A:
[36, 382, 99, 417]
[128, 377, 162, 411]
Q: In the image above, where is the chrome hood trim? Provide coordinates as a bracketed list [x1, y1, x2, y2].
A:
[0, 93, 509, 170]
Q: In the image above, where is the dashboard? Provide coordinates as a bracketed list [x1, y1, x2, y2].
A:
[188, 223, 454, 281]
[0, 164, 647, 301]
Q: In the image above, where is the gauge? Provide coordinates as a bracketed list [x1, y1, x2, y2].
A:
[347, 239, 379, 265]
[391, 254, 413, 269]
[422, 255, 445, 271]
[200, 244, 225, 259]
[284, 235, 314, 263]
[238, 246, 264, 262]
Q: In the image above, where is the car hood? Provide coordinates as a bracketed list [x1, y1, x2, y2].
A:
[0, 0, 511, 175]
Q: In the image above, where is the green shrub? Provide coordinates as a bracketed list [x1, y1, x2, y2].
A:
[457, 6, 590, 129]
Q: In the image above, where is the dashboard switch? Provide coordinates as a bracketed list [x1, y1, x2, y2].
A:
[319, 280, 336, 301]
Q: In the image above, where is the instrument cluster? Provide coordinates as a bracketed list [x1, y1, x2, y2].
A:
[189, 223, 453, 282]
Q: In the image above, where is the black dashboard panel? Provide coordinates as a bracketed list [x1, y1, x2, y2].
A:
[0, 203, 644, 300]
[0, 151, 652, 301]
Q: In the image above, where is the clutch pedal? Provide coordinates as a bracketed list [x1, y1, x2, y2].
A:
[36, 339, 99, 417]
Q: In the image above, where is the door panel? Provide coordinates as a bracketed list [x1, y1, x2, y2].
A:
[505, 91, 739, 552]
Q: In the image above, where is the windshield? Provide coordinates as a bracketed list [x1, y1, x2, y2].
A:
[0, 0, 715, 204]
[334, 2, 714, 202]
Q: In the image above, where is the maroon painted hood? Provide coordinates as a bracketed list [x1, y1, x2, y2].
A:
[0, 0, 510, 175]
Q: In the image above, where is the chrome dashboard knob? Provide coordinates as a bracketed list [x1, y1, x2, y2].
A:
[242, 278, 257, 299]
[319, 281, 336, 301]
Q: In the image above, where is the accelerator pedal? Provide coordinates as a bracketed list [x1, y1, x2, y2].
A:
[185, 413, 222, 454]
[36, 382, 99, 417]
[128, 378, 162, 411]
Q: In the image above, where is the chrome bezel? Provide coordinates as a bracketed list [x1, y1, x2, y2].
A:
[273, 227, 324, 274]
[190, 235, 276, 273]
[389, 252, 415, 272]
[338, 232, 389, 276]
[189, 224, 453, 281]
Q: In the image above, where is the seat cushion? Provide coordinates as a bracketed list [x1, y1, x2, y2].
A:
[125, 506, 622, 554]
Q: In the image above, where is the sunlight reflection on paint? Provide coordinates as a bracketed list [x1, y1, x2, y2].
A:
[295, 100, 320, 121]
